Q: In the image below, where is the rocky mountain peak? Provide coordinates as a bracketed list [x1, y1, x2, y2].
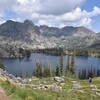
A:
[0, 20, 99, 50]
[0, 20, 40, 42]
[6, 20, 16, 23]
[24, 20, 34, 26]
[62, 26, 75, 30]
[39, 25, 95, 37]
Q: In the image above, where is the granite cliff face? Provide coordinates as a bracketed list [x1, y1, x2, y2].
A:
[0, 20, 40, 42]
[88, 33, 100, 49]
[39, 25, 95, 37]
[0, 20, 99, 58]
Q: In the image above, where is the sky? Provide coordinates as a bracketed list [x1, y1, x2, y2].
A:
[0, 0, 100, 32]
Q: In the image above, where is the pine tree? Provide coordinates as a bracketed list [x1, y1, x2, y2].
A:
[60, 52, 64, 75]
[69, 50, 75, 74]
[48, 64, 52, 77]
[56, 66, 60, 76]
[35, 63, 43, 78]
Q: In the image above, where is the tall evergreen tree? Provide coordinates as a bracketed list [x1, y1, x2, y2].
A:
[56, 66, 60, 76]
[60, 52, 64, 75]
[35, 63, 43, 78]
[48, 64, 52, 77]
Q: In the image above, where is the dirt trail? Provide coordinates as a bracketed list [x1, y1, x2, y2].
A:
[0, 87, 10, 100]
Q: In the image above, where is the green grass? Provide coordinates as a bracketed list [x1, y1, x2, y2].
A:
[0, 77, 100, 100]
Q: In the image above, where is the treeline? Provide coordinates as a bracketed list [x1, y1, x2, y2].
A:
[19, 48, 32, 58]
[33, 63, 57, 78]
[34, 48, 66, 56]
[33, 62, 67, 78]
[67, 49, 100, 58]
[78, 66, 100, 79]
[32, 52, 75, 78]
[34, 48, 100, 58]
[32, 51, 66, 78]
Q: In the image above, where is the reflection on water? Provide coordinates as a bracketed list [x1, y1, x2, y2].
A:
[0, 53, 100, 78]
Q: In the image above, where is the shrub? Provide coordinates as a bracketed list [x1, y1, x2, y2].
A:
[0, 62, 5, 70]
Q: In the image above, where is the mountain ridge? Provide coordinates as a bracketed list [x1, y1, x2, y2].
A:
[0, 20, 96, 38]
[0, 20, 99, 58]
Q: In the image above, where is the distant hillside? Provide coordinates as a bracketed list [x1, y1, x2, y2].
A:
[0, 20, 95, 39]
[39, 25, 95, 37]
[88, 33, 100, 49]
[0, 20, 99, 58]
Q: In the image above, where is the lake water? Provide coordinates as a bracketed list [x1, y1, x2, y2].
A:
[1, 53, 100, 78]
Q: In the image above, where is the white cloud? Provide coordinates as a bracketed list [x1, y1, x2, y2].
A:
[0, 13, 3, 17]
[17, 0, 28, 4]
[32, 7, 100, 28]
[12, 0, 100, 28]
[90, 6, 100, 16]
[17, 0, 36, 4]
[0, 20, 6, 24]
[38, 0, 86, 15]
[0, 0, 17, 12]
[13, 0, 86, 19]
[0, 0, 100, 29]
[79, 18, 92, 27]
[15, 0, 86, 15]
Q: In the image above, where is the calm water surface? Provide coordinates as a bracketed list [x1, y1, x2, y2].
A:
[0, 53, 100, 77]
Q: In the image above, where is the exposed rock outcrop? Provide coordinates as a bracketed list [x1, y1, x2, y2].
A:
[0, 20, 99, 58]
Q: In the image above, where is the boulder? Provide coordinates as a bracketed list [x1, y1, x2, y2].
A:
[73, 83, 81, 89]
[32, 84, 62, 91]
[16, 77, 22, 82]
[28, 78, 32, 82]
[0, 68, 4, 75]
[96, 92, 100, 96]
[21, 79, 29, 84]
[54, 77, 64, 82]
